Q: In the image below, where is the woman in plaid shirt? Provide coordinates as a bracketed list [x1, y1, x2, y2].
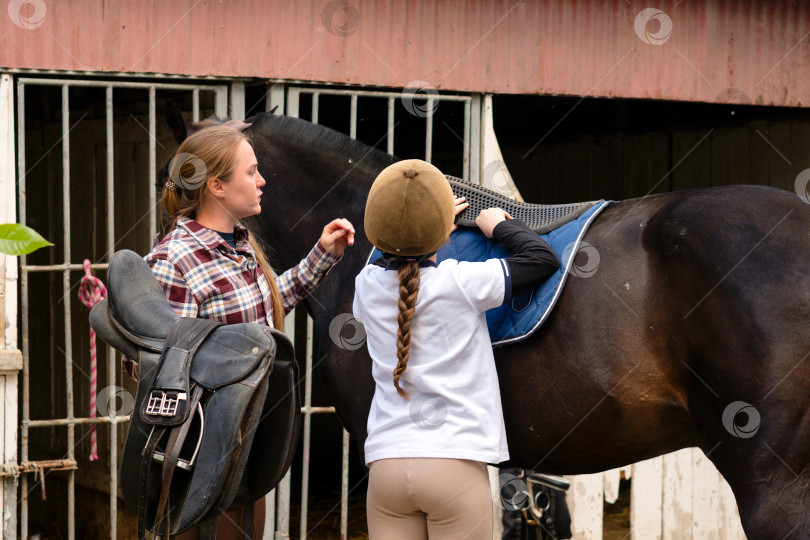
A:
[145, 124, 354, 539]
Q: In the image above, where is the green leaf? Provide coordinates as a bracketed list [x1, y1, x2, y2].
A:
[0, 223, 54, 256]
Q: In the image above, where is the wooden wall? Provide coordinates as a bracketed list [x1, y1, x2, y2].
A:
[502, 117, 810, 205]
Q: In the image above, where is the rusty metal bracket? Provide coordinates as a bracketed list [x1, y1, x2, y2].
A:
[1, 459, 78, 501]
[1, 458, 78, 477]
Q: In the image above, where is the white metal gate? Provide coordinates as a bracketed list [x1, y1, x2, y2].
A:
[10, 74, 227, 540]
[4, 74, 484, 539]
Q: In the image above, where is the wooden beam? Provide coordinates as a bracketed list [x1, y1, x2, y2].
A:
[0, 350, 22, 372]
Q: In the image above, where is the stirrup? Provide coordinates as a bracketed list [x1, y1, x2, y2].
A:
[526, 471, 570, 492]
[514, 470, 570, 525]
[144, 403, 205, 471]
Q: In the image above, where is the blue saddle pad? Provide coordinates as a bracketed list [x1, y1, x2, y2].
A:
[366, 201, 610, 346]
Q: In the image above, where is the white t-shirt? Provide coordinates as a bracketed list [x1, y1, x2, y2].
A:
[353, 258, 510, 465]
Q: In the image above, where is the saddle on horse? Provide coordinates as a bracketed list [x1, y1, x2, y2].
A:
[90, 250, 301, 538]
[446, 175, 600, 233]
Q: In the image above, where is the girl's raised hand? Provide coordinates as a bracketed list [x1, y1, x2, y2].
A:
[475, 208, 512, 238]
[450, 197, 469, 232]
[320, 218, 355, 256]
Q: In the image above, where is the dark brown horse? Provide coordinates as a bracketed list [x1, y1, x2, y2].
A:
[171, 112, 810, 539]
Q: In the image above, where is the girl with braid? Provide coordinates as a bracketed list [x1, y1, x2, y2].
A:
[353, 159, 560, 539]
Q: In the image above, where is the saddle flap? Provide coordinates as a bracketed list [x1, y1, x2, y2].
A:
[106, 250, 180, 348]
[231, 331, 300, 507]
[189, 324, 278, 390]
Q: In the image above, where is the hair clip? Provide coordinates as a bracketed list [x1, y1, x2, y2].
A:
[164, 180, 179, 192]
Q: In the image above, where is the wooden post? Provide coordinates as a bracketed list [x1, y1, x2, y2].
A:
[0, 72, 19, 539]
[0, 258, 4, 342]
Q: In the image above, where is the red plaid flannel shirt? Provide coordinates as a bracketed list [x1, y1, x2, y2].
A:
[122, 216, 340, 378]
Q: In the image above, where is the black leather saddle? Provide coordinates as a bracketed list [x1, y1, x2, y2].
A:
[90, 250, 301, 539]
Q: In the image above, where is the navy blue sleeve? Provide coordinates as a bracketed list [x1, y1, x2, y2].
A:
[491, 219, 561, 300]
[496, 258, 512, 306]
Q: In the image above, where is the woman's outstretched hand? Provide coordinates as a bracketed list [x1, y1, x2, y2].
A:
[475, 208, 512, 238]
[321, 218, 355, 256]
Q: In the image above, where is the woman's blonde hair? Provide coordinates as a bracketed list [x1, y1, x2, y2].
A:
[161, 125, 285, 329]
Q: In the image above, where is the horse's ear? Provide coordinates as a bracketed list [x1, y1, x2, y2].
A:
[165, 100, 189, 144]
[222, 119, 252, 132]
[268, 105, 279, 114]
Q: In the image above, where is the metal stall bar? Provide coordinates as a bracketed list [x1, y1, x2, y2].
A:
[105, 84, 118, 540]
[349, 94, 358, 141]
[25, 417, 127, 427]
[425, 95, 434, 163]
[462, 100, 471, 182]
[15, 77, 227, 539]
[470, 94, 482, 185]
[311, 93, 319, 125]
[61, 83, 77, 540]
[193, 89, 200, 123]
[341, 429, 350, 540]
[17, 78, 226, 91]
[341, 93, 359, 540]
[297, 96, 322, 540]
[262, 82, 282, 537]
[288, 87, 471, 103]
[149, 87, 156, 240]
[387, 97, 395, 155]
[276, 308, 297, 540]
[262, 76, 282, 528]
[299, 316, 314, 540]
[16, 76, 29, 540]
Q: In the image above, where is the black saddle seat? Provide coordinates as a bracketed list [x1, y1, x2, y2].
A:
[92, 250, 179, 353]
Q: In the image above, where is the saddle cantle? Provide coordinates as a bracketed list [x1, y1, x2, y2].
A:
[89, 250, 301, 538]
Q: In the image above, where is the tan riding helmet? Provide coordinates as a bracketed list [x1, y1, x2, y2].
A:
[365, 159, 456, 257]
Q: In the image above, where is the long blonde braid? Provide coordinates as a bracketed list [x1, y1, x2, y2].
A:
[393, 260, 421, 398]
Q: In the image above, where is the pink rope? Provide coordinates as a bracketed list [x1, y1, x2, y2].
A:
[78, 259, 107, 462]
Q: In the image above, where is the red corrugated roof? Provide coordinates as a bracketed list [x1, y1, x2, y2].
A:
[1, 0, 807, 106]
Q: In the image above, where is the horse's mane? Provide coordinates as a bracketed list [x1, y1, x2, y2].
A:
[248, 112, 397, 171]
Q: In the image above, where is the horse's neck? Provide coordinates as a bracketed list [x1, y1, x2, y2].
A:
[250, 115, 396, 321]
[259, 161, 379, 321]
